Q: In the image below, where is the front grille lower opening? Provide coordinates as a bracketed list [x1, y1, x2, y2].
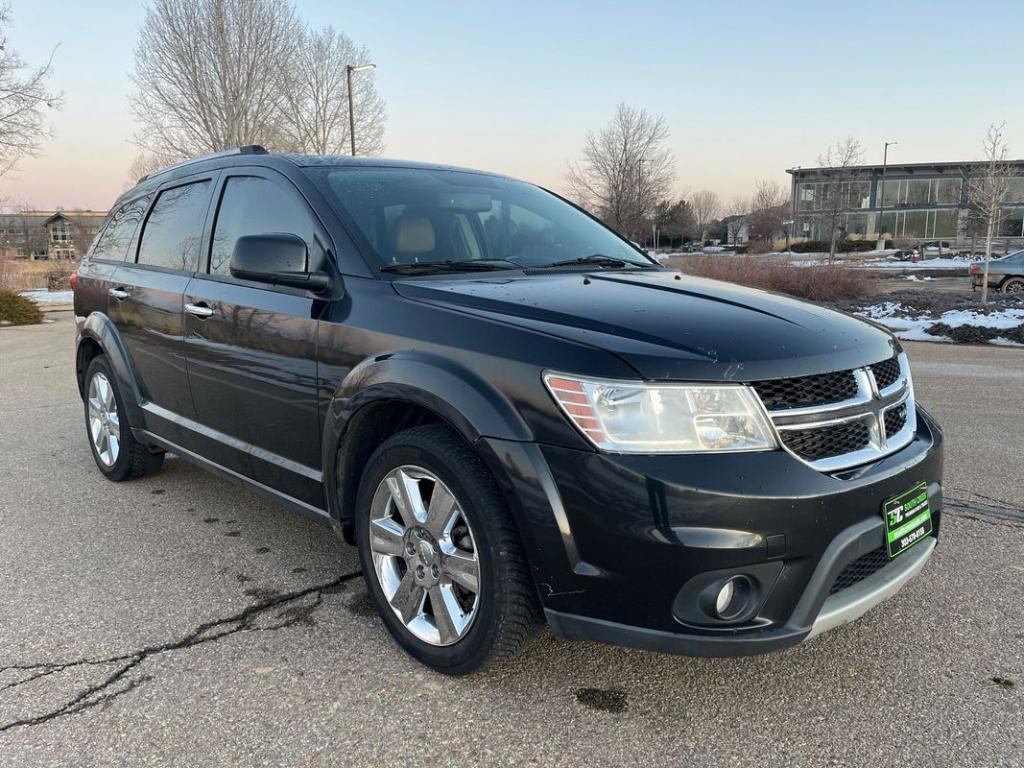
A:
[830, 546, 890, 595]
[780, 421, 871, 462]
[884, 403, 908, 436]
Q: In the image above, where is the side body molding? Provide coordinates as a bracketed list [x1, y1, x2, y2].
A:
[76, 312, 145, 429]
[322, 350, 534, 524]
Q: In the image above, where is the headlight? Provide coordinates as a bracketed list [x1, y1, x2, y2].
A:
[543, 373, 778, 454]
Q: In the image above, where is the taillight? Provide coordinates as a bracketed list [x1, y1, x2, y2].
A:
[69, 271, 78, 291]
[969, 264, 980, 274]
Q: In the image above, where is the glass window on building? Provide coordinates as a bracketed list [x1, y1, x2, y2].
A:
[50, 220, 72, 242]
[933, 209, 960, 238]
[1005, 177, 1024, 204]
[999, 207, 1024, 237]
[847, 181, 870, 209]
[879, 179, 902, 208]
[796, 183, 818, 211]
[904, 179, 931, 206]
[902, 209, 928, 237]
[843, 213, 870, 236]
[933, 178, 962, 205]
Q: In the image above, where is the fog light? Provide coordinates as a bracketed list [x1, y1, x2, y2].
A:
[713, 576, 752, 621]
[715, 579, 736, 616]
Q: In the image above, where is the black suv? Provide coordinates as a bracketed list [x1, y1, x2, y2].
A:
[73, 147, 943, 674]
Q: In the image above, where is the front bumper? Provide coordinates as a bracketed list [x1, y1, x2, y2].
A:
[478, 406, 944, 657]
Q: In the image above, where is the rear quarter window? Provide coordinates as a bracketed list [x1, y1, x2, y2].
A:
[88, 195, 151, 262]
[136, 181, 212, 272]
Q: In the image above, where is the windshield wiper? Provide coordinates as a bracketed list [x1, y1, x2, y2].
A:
[539, 254, 654, 270]
[379, 259, 520, 275]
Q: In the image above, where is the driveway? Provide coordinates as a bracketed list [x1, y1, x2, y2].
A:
[1, 315, 1021, 767]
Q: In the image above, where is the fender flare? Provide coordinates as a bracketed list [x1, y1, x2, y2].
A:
[76, 312, 146, 430]
[321, 350, 533, 523]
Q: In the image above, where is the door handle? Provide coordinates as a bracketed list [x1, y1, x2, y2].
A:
[108, 287, 129, 300]
[185, 302, 215, 319]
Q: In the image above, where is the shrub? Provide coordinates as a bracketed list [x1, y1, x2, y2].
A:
[677, 256, 874, 303]
[926, 322, 1024, 345]
[0, 289, 44, 325]
[789, 239, 890, 254]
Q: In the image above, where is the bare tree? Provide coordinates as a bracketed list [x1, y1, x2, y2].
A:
[966, 123, 1015, 305]
[689, 189, 721, 243]
[747, 180, 789, 247]
[723, 195, 749, 247]
[0, 5, 63, 177]
[132, 0, 301, 159]
[123, 152, 168, 189]
[566, 104, 675, 241]
[816, 138, 865, 262]
[279, 25, 385, 156]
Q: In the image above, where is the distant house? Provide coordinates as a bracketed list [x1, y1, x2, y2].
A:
[721, 214, 749, 245]
[0, 209, 107, 261]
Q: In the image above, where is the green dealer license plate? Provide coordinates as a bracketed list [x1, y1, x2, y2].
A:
[882, 482, 933, 558]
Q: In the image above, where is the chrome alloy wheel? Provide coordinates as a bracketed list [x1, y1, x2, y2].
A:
[87, 371, 120, 467]
[368, 466, 481, 646]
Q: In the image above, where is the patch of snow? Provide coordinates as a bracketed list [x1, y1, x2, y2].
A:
[861, 257, 971, 270]
[903, 274, 933, 282]
[854, 303, 1024, 346]
[20, 290, 73, 304]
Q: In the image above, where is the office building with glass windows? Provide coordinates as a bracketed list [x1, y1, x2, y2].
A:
[787, 160, 1024, 243]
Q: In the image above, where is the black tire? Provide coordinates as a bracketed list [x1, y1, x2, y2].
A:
[1001, 277, 1024, 294]
[354, 424, 540, 675]
[83, 356, 165, 481]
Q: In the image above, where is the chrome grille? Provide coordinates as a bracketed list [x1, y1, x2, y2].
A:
[780, 421, 872, 462]
[884, 403, 908, 436]
[752, 370, 858, 411]
[870, 357, 901, 390]
[754, 353, 916, 472]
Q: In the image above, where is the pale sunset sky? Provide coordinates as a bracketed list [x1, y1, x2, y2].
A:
[5, 0, 1024, 211]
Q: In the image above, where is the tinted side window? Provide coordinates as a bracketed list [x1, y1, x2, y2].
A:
[136, 181, 212, 272]
[90, 196, 150, 262]
[210, 176, 318, 276]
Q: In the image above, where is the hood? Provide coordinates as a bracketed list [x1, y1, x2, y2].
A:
[392, 270, 899, 382]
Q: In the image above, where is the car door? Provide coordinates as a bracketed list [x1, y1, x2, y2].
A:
[107, 174, 217, 446]
[183, 169, 330, 508]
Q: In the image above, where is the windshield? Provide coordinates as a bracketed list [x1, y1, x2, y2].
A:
[311, 167, 653, 271]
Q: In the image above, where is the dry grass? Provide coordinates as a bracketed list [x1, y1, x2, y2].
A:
[0, 259, 72, 291]
[675, 255, 875, 303]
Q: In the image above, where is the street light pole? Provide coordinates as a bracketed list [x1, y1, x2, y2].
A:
[637, 157, 645, 246]
[876, 140, 897, 250]
[346, 63, 377, 156]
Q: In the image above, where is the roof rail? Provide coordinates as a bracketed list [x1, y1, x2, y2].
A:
[138, 145, 268, 183]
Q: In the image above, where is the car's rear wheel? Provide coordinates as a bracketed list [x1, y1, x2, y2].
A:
[354, 424, 540, 674]
[1002, 277, 1024, 293]
[84, 356, 164, 481]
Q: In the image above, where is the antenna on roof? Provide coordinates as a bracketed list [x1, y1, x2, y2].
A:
[138, 145, 268, 183]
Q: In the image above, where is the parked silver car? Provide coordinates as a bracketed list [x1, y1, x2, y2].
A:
[971, 250, 1024, 293]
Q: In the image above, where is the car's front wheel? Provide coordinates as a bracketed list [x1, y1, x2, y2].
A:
[83, 356, 164, 481]
[354, 424, 540, 674]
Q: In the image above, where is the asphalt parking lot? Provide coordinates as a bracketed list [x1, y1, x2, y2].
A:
[1, 314, 1021, 767]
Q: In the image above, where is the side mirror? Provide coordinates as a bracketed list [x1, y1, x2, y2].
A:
[229, 233, 330, 291]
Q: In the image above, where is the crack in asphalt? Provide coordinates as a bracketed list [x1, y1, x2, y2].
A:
[0, 570, 363, 734]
